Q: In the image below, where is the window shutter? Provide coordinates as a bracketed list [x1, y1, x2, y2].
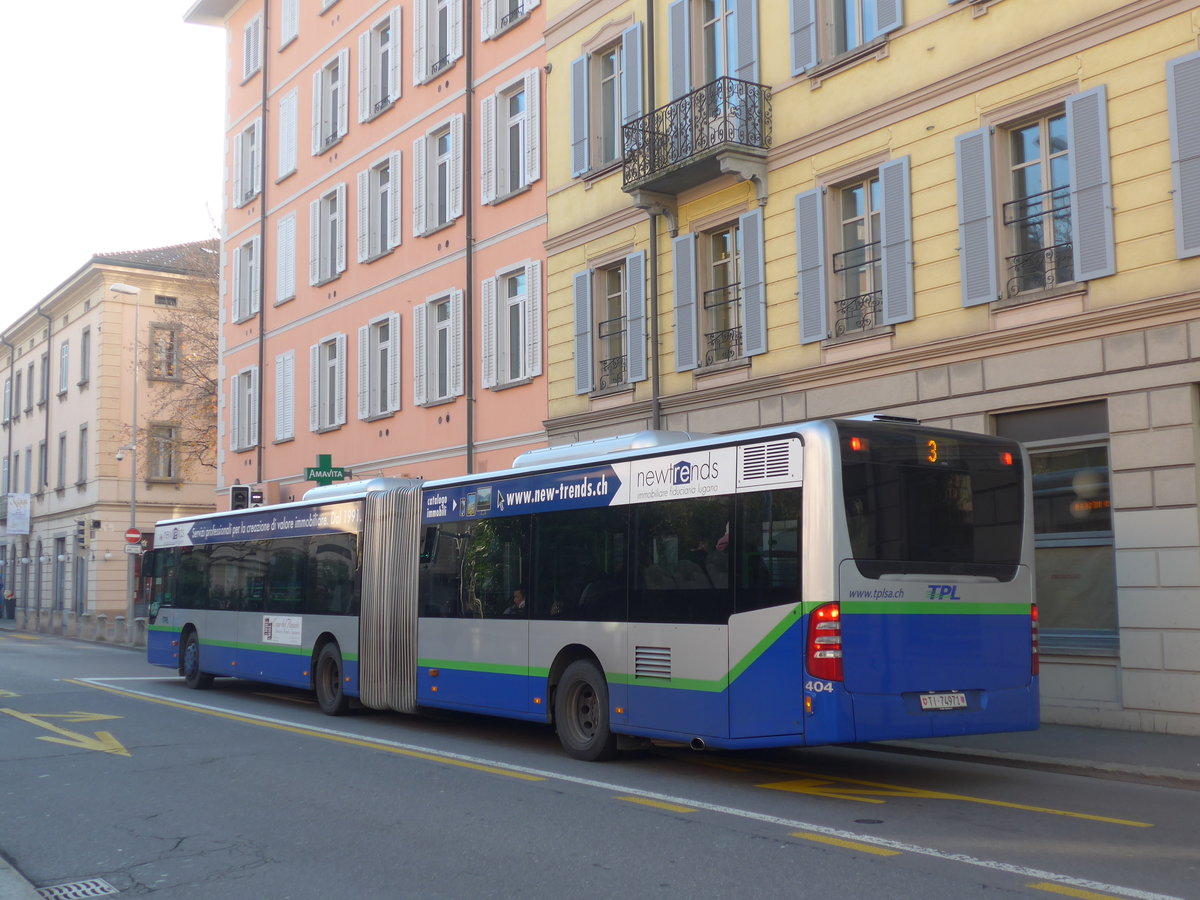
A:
[734, 0, 759, 83]
[414, 0, 428, 84]
[450, 114, 464, 220]
[358, 324, 370, 419]
[1168, 51, 1200, 259]
[790, 0, 817, 75]
[482, 0, 496, 40]
[336, 49, 350, 138]
[796, 188, 828, 344]
[277, 213, 296, 302]
[626, 251, 647, 383]
[570, 55, 589, 177]
[357, 169, 371, 262]
[388, 9, 402, 102]
[275, 352, 294, 441]
[480, 276, 497, 388]
[525, 260, 542, 378]
[389, 150, 403, 249]
[1067, 86, 1116, 281]
[450, 289, 465, 397]
[481, 93, 497, 204]
[387, 312, 401, 412]
[622, 24, 643, 125]
[309, 345, 320, 431]
[871, 0, 903, 38]
[450, 0, 463, 63]
[525, 69, 541, 185]
[233, 130, 245, 204]
[955, 127, 999, 307]
[335, 182, 348, 274]
[413, 303, 428, 406]
[311, 70, 323, 154]
[358, 30, 371, 122]
[249, 236, 262, 315]
[573, 271, 593, 394]
[279, 89, 298, 178]
[248, 368, 260, 446]
[739, 208, 767, 356]
[251, 118, 262, 196]
[879, 156, 914, 325]
[334, 333, 347, 426]
[413, 135, 427, 236]
[672, 233, 698, 371]
[281, 0, 299, 46]
[232, 244, 243, 319]
[230, 375, 241, 450]
[668, 0, 691, 100]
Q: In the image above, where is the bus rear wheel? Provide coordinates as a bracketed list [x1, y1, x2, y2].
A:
[182, 632, 213, 690]
[555, 660, 618, 761]
[315, 644, 350, 716]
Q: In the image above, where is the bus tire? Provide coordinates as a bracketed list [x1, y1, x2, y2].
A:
[315, 644, 350, 716]
[182, 632, 213, 690]
[555, 660, 618, 761]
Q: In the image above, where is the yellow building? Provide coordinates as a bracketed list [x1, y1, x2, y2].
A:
[545, 0, 1200, 734]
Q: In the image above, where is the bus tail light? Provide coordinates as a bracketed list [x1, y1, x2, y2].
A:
[807, 602, 843, 682]
[1031, 603, 1040, 676]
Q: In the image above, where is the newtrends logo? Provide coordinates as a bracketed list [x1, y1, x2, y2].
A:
[636, 454, 721, 489]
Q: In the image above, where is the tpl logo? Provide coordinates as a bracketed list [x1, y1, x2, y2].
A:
[927, 584, 962, 601]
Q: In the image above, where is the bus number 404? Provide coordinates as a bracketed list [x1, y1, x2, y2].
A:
[805, 680, 834, 693]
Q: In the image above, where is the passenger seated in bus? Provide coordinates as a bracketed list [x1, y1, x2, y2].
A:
[503, 583, 528, 616]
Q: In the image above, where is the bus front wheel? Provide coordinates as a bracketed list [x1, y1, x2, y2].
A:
[555, 660, 618, 761]
[315, 644, 350, 716]
[182, 632, 213, 690]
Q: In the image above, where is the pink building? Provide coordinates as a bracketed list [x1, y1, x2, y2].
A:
[186, 0, 547, 503]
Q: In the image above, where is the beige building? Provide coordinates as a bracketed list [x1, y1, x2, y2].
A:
[1, 241, 219, 644]
[544, 0, 1200, 734]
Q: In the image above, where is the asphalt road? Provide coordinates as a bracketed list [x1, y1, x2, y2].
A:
[2, 633, 1196, 899]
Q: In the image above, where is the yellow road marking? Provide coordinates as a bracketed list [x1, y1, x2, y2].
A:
[1027, 881, 1126, 899]
[253, 692, 316, 705]
[4, 634, 40, 641]
[618, 796, 696, 813]
[0, 708, 130, 757]
[790, 831, 901, 856]
[0, 690, 18, 698]
[65, 679, 544, 782]
[758, 774, 1151, 828]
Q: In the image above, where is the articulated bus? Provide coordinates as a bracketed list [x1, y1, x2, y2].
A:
[145, 417, 1039, 760]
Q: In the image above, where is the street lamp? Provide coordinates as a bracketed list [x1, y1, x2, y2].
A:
[110, 283, 140, 632]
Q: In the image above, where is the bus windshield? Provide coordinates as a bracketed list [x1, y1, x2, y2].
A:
[839, 422, 1024, 580]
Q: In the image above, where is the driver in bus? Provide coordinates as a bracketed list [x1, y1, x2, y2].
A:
[503, 583, 528, 616]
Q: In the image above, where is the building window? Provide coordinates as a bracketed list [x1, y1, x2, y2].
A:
[414, 291, 463, 406]
[666, 0, 757, 100]
[242, 14, 262, 81]
[229, 368, 259, 452]
[24, 365, 33, 412]
[312, 50, 350, 155]
[13, 371, 22, 419]
[280, 0, 299, 47]
[56, 432, 67, 490]
[79, 328, 91, 385]
[955, 88, 1115, 307]
[58, 341, 69, 395]
[309, 335, 347, 432]
[150, 326, 180, 380]
[672, 209, 766, 370]
[23, 446, 31, 493]
[358, 152, 402, 261]
[358, 314, 401, 419]
[12, 453, 19, 494]
[38, 354, 49, 406]
[413, 116, 463, 236]
[37, 441, 46, 493]
[481, 72, 540, 204]
[77, 425, 87, 484]
[154, 295, 178, 307]
[482, 261, 541, 389]
[996, 402, 1116, 654]
[233, 236, 262, 322]
[276, 212, 297, 304]
[790, 0, 902, 73]
[482, 0, 538, 38]
[572, 253, 646, 395]
[275, 350, 296, 442]
[570, 25, 642, 177]
[278, 88, 299, 180]
[414, 0, 462, 84]
[2, 376, 10, 423]
[234, 118, 263, 207]
[149, 424, 180, 481]
[360, 9, 401, 121]
[309, 184, 347, 285]
[796, 157, 914, 344]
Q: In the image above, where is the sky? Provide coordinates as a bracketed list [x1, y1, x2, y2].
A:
[0, 2, 226, 331]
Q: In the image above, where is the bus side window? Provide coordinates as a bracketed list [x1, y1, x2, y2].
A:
[736, 488, 802, 612]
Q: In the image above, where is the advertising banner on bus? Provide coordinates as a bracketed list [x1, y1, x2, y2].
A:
[154, 502, 363, 548]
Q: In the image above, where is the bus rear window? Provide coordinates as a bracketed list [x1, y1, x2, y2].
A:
[839, 423, 1024, 580]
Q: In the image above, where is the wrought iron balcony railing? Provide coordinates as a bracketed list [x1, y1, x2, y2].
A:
[1003, 185, 1074, 295]
[597, 316, 627, 390]
[702, 285, 743, 366]
[622, 76, 771, 190]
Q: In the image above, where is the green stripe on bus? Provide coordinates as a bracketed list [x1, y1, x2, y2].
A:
[167, 635, 359, 663]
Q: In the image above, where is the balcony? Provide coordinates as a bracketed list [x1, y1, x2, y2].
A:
[622, 77, 771, 203]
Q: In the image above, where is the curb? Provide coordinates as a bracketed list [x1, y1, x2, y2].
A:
[0, 858, 41, 900]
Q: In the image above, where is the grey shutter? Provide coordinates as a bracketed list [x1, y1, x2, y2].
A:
[626, 252, 647, 383]
[790, 0, 817, 75]
[309, 200, 321, 286]
[277, 213, 296, 302]
[229, 375, 241, 450]
[387, 313, 401, 413]
[388, 9, 402, 103]
[450, 114, 464, 220]
[275, 352, 294, 441]
[481, 0, 495, 41]
[872, 0, 903, 38]
[450, 0, 463, 64]
[673, 233, 698, 371]
[279, 89, 297, 178]
[336, 49, 350, 138]
[668, 0, 690, 100]
[311, 70, 323, 154]
[480, 276, 497, 388]
[309, 345, 320, 432]
[233, 130, 245, 204]
[357, 169, 371, 262]
[739, 208, 767, 356]
[335, 182, 347, 274]
[413, 303, 427, 406]
[414, 0, 428, 84]
[795, 188, 828, 344]
[1169, 51, 1200, 259]
[955, 127, 999, 307]
[570, 55, 589, 177]
[525, 260, 542, 379]
[525, 69, 541, 186]
[879, 156, 914, 325]
[358, 324, 370, 419]
[1067, 86, 1115, 282]
[334, 333, 347, 426]
[413, 135, 427, 236]
[358, 30, 371, 122]
[249, 236, 261, 316]
[622, 24, 643, 125]
[388, 150, 403, 249]
[248, 368, 259, 446]
[481, 93, 497, 203]
[450, 290, 465, 398]
[573, 271, 593, 394]
[734, 0, 759, 83]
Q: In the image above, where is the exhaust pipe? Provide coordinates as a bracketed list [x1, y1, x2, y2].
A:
[690, 737, 706, 751]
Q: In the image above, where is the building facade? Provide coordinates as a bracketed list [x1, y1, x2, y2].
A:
[544, 0, 1200, 734]
[1, 242, 219, 642]
[186, 0, 549, 504]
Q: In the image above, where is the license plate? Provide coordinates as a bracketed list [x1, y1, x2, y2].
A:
[919, 692, 968, 710]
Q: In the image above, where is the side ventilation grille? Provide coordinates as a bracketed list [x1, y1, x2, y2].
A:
[635, 645, 671, 680]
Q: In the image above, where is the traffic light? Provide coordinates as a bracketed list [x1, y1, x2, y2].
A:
[75, 519, 86, 546]
[249, 488, 264, 508]
[230, 485, 250, 510]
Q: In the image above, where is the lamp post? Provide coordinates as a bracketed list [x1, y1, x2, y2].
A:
[110, 283, 140, 632]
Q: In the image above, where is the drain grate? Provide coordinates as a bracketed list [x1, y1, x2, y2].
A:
[37, 879, 118, 899]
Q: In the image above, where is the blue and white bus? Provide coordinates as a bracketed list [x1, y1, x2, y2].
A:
[145, 417, 1039, 760]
